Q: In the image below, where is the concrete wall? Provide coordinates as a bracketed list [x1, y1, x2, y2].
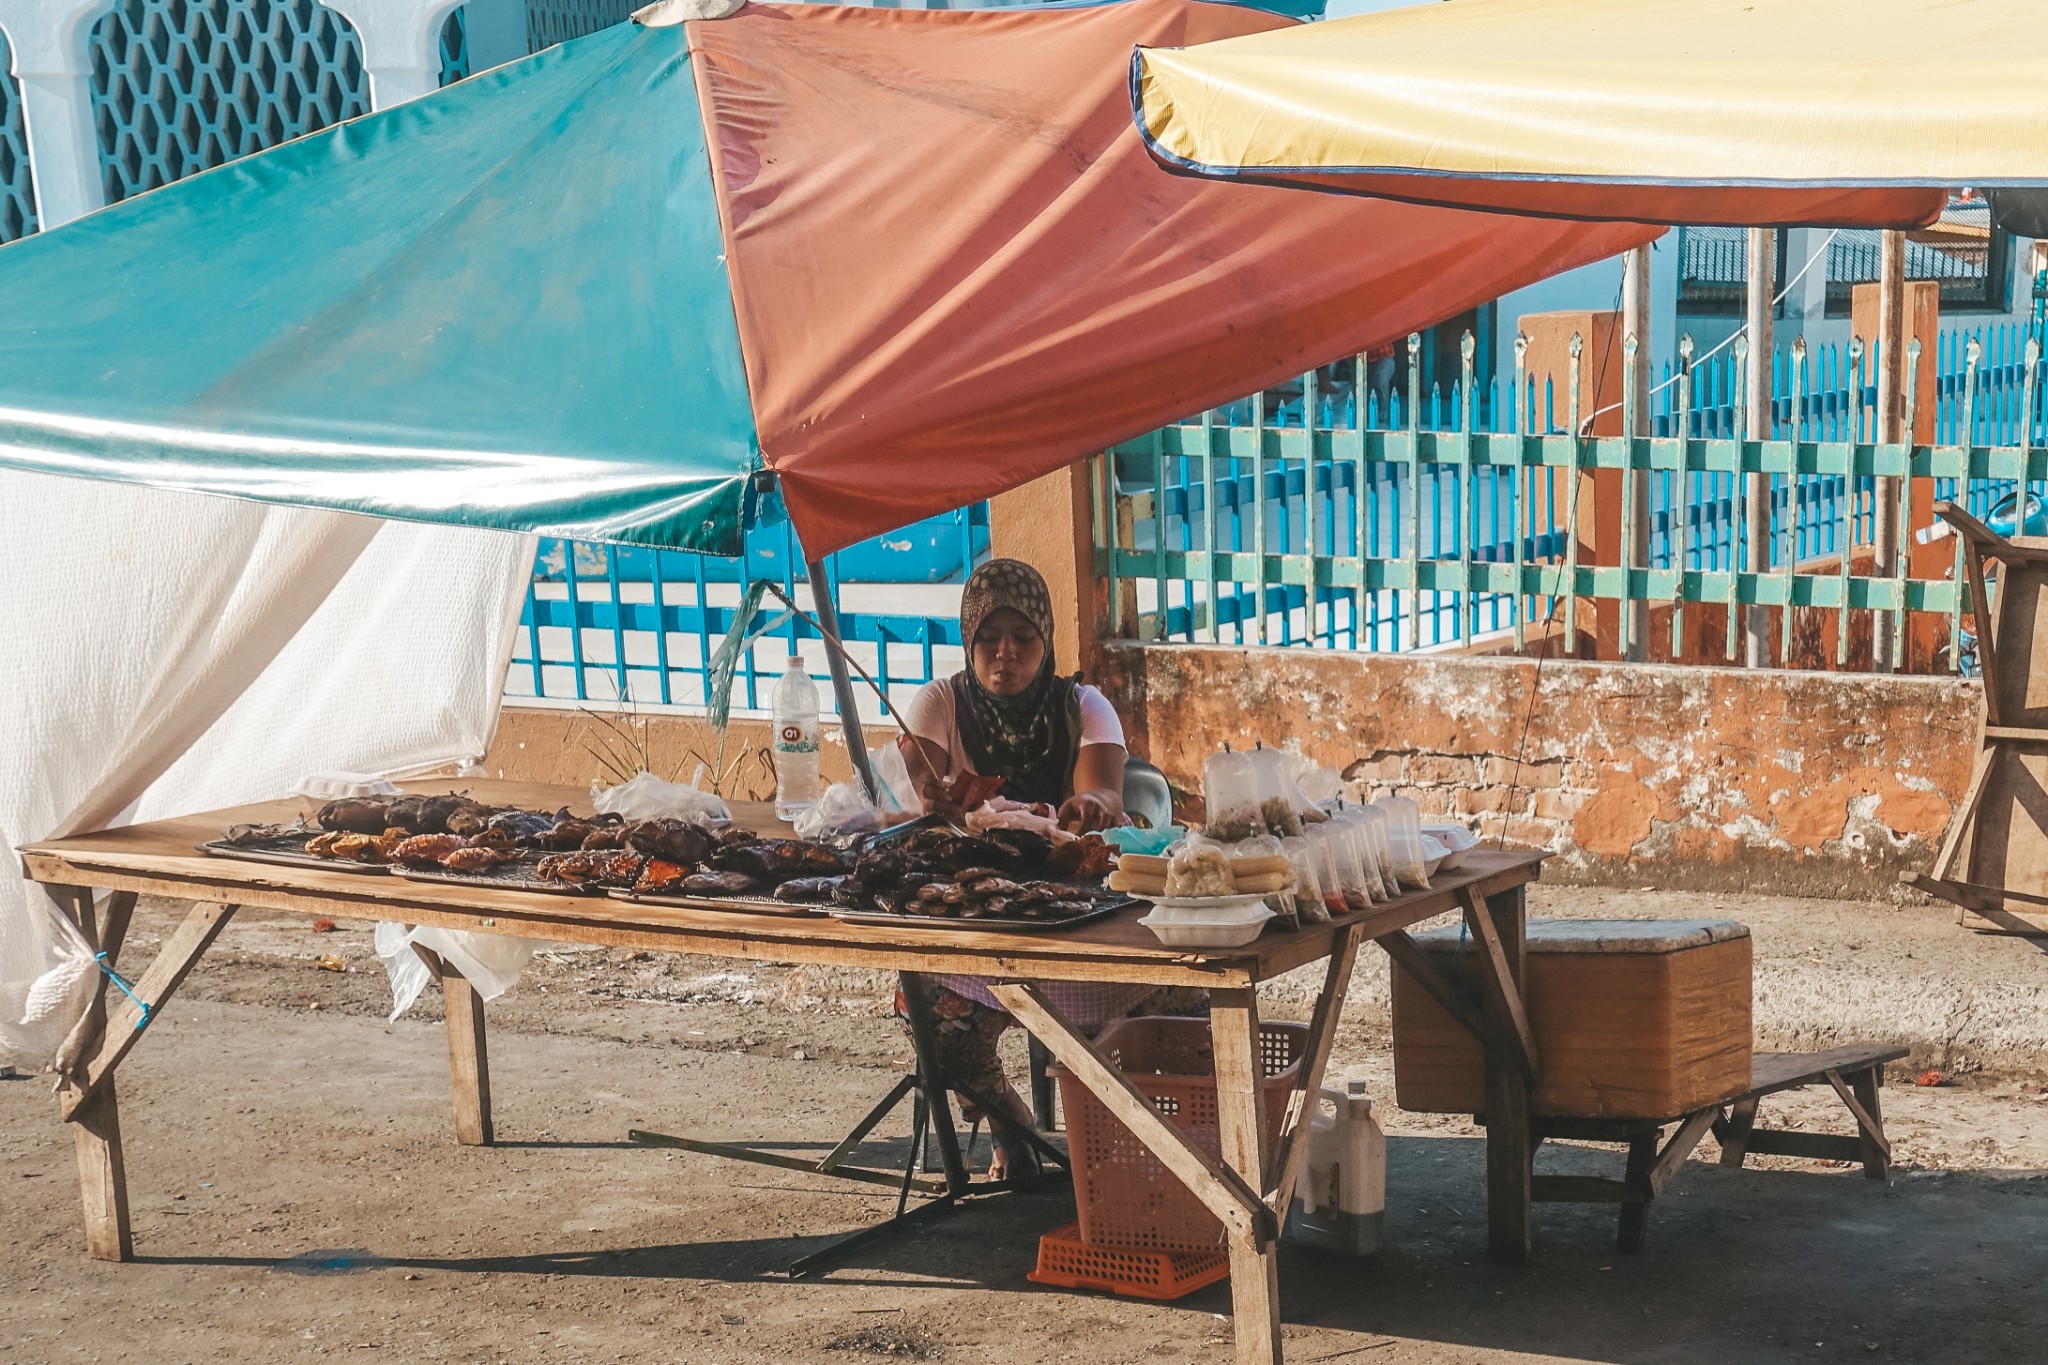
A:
[1094, 641, 1977, 903]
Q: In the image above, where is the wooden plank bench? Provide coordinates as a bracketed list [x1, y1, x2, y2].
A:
[1524, 1043, 1909, 1252]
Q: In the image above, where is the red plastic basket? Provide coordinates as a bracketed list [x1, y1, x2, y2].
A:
[1028, 1222, 1229, 1300]
[1049, 1015, 1307, 1253]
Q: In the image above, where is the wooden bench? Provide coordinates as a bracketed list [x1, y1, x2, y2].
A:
[1524, 1043, 1909, 1252]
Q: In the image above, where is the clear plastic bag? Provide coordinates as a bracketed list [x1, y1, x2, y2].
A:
[375, 922, 536, 1022]
[1329, 804, 1389, 902]
[591, 771, 731, 824]
[793, 780, 886, 840]
[1299, 825, 1346, 922]
[1249, 746, 1305, 837]
[1376, 794, 1430, 890]
[1202, 749, 1264, 842]
[1280, 835, 1326, 927]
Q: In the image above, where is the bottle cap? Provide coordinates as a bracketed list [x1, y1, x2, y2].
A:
[1347, 1078, 1369, 1097]
[787, 654, 805, 669]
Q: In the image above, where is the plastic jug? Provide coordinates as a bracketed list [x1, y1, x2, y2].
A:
[1287, 1079, 1385, 1257]
[772, 655, 821, 820]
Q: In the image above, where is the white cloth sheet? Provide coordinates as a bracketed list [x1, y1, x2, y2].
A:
[0, 470, 533, 1070]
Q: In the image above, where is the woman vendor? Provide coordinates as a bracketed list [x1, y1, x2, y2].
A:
[895, 559, 1162, 1179]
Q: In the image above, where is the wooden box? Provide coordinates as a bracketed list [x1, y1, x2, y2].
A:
[1391, 919, 1753, 1119]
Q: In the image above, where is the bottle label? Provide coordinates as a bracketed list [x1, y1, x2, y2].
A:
[776, 723, 818, 753]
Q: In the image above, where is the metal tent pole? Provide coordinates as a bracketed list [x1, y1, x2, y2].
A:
[1622, 245, 1653, 661]
[803, 554, 879, 802]
[1873, 228, 1908, 673]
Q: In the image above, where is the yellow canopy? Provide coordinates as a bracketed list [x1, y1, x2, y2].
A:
[1135, 0, 2048, 228]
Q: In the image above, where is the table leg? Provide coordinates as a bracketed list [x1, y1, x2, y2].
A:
[414, 948, 494, 1147]
[52, 888, 139, 1261]
[1212, 988, 1284, 1365]
[73, 1080, 133, 1261]
[1478, 886, 1533, 1263]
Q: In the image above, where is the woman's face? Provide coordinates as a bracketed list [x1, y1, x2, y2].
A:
[971, 607, 1046, 697]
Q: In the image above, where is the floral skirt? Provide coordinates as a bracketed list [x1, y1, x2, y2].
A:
[896, 979, 1210, 1123]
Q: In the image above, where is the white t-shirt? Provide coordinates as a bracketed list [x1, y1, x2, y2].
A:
[899, 678, 1124, 784]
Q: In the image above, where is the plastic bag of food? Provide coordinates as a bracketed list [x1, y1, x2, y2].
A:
[1287, 747, 1348, 810]
[1320, 813, 1376, 911]
[1328, 804, 1389, 902]
[591, 771, 731, 824]
[1247, 747, 1305, 837]
[1202, 749, 1264, 842]
[1376, 794, 1430, 890]
[1299, 825, 1346, 922]
[1279, 835, 1328, 928]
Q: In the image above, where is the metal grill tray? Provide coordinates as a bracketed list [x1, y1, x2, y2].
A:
[606, 888, 827, 918]
[391, 863, 605, 897]
[828, 897, 1136, 934]
[198, 836, 391, 876]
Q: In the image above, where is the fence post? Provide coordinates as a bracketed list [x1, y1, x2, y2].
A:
[988, 462, 1104, 677]
[1519, 309, 1623, 657]
[1623, 246, 1653, 661]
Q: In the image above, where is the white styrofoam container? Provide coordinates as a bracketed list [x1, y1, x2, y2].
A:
[1137, 899, 1276, 948]
[1420, 822, 1479, 871]
[294, 771, 401, 800]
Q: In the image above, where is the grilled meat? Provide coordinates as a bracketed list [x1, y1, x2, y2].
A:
[443, 803, 496, 838]
[393, 833, 465, 867]
[487, 808, 555, 842]
[681, 870, 759, 896]
[630, 859, 690, 894]
[773, 876, 844, 903]
[442, 846, 509, 873]
[624, 818, 718, 866]
[315, 798, 390, 834]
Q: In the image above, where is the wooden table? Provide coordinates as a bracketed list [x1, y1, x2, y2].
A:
[19, 779, 1546, 1365]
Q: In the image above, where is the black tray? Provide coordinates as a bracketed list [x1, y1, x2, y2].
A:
[606, 888, 827, 918]
[198, 836, 391, 876]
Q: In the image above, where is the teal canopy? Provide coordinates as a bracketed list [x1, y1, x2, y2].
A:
[0, 24, 758, 553]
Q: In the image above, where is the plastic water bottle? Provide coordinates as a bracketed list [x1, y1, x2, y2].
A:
[1287, 1079, 1386, 1256]
[773, 655, 821, 821]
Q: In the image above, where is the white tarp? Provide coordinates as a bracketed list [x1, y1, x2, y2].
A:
[0, 470, 534, 1071]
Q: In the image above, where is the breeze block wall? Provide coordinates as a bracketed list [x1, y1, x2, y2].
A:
[1093, 642, 1978, 902]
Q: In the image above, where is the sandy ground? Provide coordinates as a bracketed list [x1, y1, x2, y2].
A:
[6, 883, 2048, 1365]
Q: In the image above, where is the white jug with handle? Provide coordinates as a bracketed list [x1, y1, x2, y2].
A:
[1286, 1078, 1385, 1256]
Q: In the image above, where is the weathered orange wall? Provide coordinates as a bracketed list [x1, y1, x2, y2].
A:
[482, 707, 856, 802]
[1094, 641, 1975, 902]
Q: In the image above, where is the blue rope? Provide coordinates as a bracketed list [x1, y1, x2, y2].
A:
[93, 953, 152, 1030]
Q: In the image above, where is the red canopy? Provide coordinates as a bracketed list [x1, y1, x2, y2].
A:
[689, 0, 1654, 554]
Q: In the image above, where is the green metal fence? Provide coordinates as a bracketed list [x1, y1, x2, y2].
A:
[1094, 330, 2048, 673]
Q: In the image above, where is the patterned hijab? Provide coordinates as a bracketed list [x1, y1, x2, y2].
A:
[953, 559, 1079, 799]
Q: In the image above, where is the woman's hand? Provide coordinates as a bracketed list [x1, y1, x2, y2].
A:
[1057, 789, 1121, 834]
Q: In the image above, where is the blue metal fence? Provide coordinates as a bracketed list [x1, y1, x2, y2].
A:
[0, 27, 37, 243]
[1101, 320, 2047, 660]
[508, 509, 985, 722]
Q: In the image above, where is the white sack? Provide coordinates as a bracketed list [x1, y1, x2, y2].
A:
[0, 471, 533, 1070]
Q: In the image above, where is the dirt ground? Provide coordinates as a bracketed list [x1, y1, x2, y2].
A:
[6, 883, 2048, 1365]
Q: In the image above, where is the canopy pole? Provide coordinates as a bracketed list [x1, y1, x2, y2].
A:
[804, 554, 880, 803]
[1743, 228, 1775, 667]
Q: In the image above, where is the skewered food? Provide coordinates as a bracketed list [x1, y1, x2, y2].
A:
[315, 798, 390, 834]
[682, 870, 759, 896]
[624, 818, 718, 866]
[394, 833, 466, 867]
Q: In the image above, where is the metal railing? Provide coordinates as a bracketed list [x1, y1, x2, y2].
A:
[1095, 329, 2048, 671]
[507, 511, 983, 722]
